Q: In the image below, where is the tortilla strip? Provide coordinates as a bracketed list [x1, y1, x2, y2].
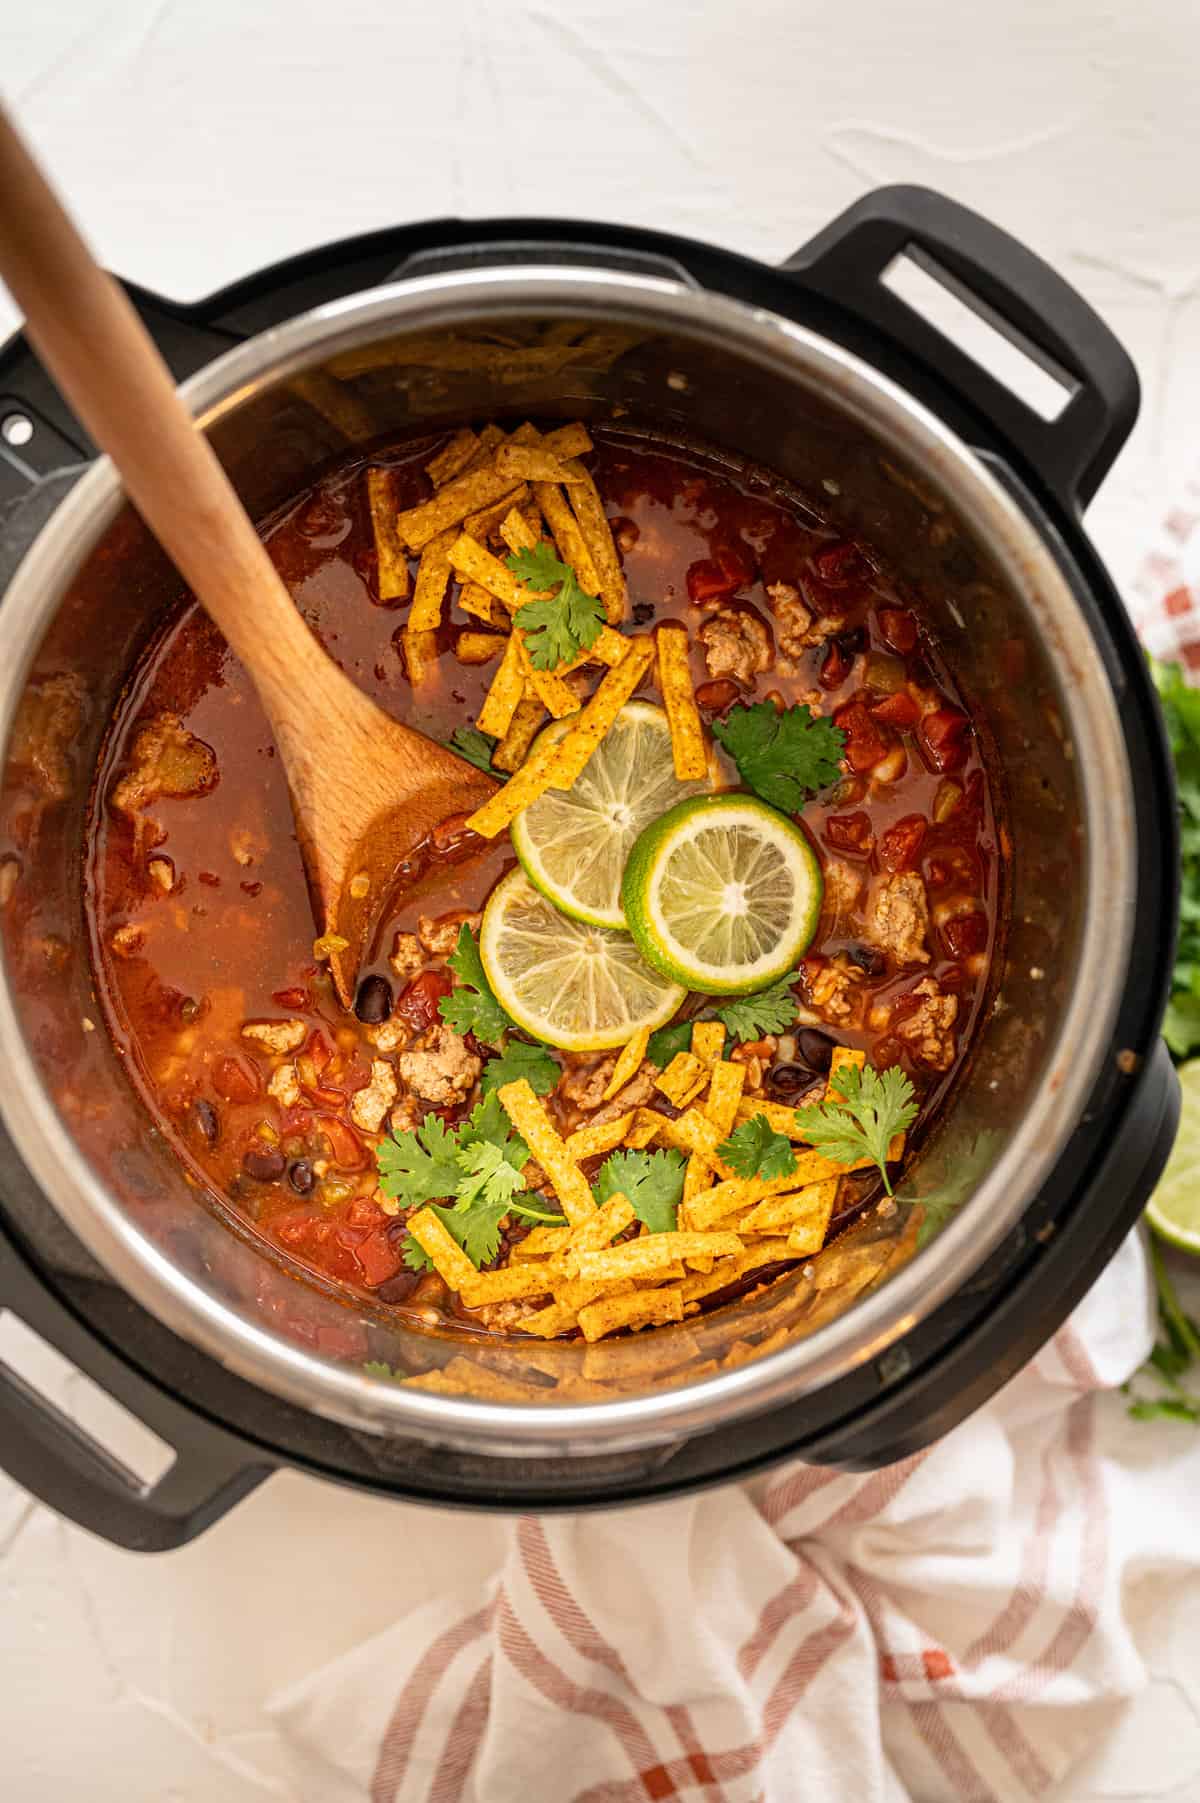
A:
[455, 629, 507, 665]
[534, 481, 603, 599]
[426, 428, 479, 489]
[556, 624, 629, 672]
[499, 504, 541, 559]
[655, 1051, 708, 1108]
[703, 1059, 746, 1139]
[564, 1112, 635, 1162]
[733, 1098, 807, 1138]
[463, 483, 530, 542]
[409, 524, 458, 632]
[399, 424, 589, 551]
[476, 631, 526, 738]
[516, 635, 581, 721]
[519, 1299, 582, 1340]
[560, 458, 626, 623]
[655, 622, 707, 779]
[402, 626, 439, 685]
[497, 1079, 596, 1223]
[449, 531, 544, 614]
[687, 1150, 876, 1230]
[577, 1288, 684, 1342]
[510, 1224, 571, 1260]
[458, 579, 509, 628]
[601, 1026, 651, 1103]
[827, 1045, 866, 1094]
[556, 1194, 636, 1274]
[739, 1178, 838, 1241]
[545, 638, 655, 790]
[464, 724, 568, 837]
[407, 1208, 477, 1292]
[496, 443, 588, 486]
[492, 691, 546, 772]
[576, 1231, 742, 1282]
[556, 1274, 637, 1312]
[673, 1237, 794, 1308]
[366, 468, 410, 601]
[650, 1106, 727, 1166]
[581, 1325, 702, 1381]
[625, 1109, 664, 1149]
[691, 1021, 726, 1067]
[461, 1261, 557, 1308]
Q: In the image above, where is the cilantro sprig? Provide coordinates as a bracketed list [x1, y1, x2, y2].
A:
[792, 1063, 917, 1195]
[594, 1148, 686, 1234]
[446, 726, 504, 780]
[717, 1114, 796, 1183]
[646, 1021, 693, 1069]
[438, 924, 516, 1047]
[712, 701, 845, 812]
[480, 1036, 559, 1098]
[377, 1090, 563, 1272]
[712, 973, 802, 1042]
[507, 542, 604, 670]
[1127, 1240, 1200, 1424]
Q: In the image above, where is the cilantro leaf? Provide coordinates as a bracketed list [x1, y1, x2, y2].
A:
[447, 726, 503, 779]
[508, 542, 604, 670]
[454, 1139, 526, 1212]
[712, 973, 802, 1042]
[379, 1090, 535, 1272]
[376, 1111, 461, 1211]
[1128, 1396, 1200, 1424]
[792, 1063, 917, 1195]
[594, 1148, 685, 1234]
[1150, 654, 1200, 1059]
[717, 1114, 796, 1182]
[712, 701, 845, 811]
[646, 1020, 693, 1069]
[438, 924, 516, 1047]
[480, 1036, 560, 1098]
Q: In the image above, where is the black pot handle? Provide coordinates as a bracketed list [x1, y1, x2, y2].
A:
[782, 184, 1139, 514]
[0, 1219, 273, 1551]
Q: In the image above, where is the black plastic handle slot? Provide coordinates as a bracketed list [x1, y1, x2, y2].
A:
[783, 184, 1139, 514]
[0, 1221, 272, 1551]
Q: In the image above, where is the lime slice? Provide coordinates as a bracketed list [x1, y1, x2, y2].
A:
[479, 866, 686, 1052]
[621, 793, 823, 995]
[1147, 1057, 1200, 1253]
[510, 702, 715, 928]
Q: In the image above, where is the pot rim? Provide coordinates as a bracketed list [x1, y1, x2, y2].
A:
[0, 265, 1135, 1454]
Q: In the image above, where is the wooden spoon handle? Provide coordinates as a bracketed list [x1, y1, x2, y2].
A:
[0, 106, 333, 730]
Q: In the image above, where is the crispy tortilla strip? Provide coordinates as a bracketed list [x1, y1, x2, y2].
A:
[402, 625, 439, 685]
[828, 1046, 866, 1093]
[557, 1195, 636, 1274]
[519, 1299, 582, 1340]
[636, 1261, 687, 1283]
[577, 1287, 684, 1342]
[688, 1150, 875, 1229]
[455, 629, 507, 665]
[463, 483, 529, 542]
[458, 579, 509, 628]
[366, 468, 410, 601]
[516, 635, 580, 720]
[534, 480, 603, 598]
[497, 1079, 596, 1224]
[461, 1261, 556, 1307]
[426, 429, 480, 489]
[740, 1180, 838, 1253]
[499, 504, 541, 559]
[399, 463, 526, 553]
[691, 1021, 726, 1067]
[560, 458, 625, 623]
[407, 1208, 478, 1293]
[655, 622, 707, 779]
[683, 1152, 710, 1205]
[704, 1059, 745, 1137]
[464, 723, 568, 837]
[546, 638, 655, 790]
[493, 691, 546, 773]
[651, 1106, 726, 1165]
[409, 524, 458, 632]
[550, 1374, 623, 1401]
[556, 624, 629, 672]
[602, 1026, 651, 1103]
[556, 1274, 636, 1312]
[510, 1224, 571, 1260]
[540, 421, 593, 459]
[675, 1236, 794, 1307]
[655, 1050, 708, 1108]
[565, 1112, 635, 1162]
[449, 531, 544, 613]
[734, 1098, 806, 1138]
[496, 443, 588, 485]
[576, 1231, 742, 1282]
[626, 1109, 664, 1149]
[475, 630, 526, 738]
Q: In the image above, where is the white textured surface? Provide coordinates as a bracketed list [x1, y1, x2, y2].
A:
[1, 3, 1200, 1798]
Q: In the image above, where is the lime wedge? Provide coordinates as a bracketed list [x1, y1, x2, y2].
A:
[479, 866, 686, 1052]
[510, 702, 715, 928]
[621, 793, 823, 995]
[1147, 1057, 1200, 1254]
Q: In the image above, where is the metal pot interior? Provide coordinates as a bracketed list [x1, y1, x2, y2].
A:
[0, 273, 1133, 1451]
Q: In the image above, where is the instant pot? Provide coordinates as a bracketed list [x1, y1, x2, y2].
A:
[0, 187, 1179, 1550]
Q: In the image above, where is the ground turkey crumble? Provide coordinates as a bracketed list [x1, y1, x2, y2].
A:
[893, 977, 958, 1071]
[698, 609, 772, 685]
[867, 872, 931, 966]
[396, 1024, 482, 1105]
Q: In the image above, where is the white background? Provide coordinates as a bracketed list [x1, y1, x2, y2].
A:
[2, 3, 1200, 1799]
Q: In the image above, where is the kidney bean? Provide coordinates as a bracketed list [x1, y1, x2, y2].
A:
[214, 1056, 260, 1103]
[878, 814, 927, 874]
[942, 911, 989, 959]
[871, 1035, 906, 1070]
[766, 1062, 822, 1099]
[819, 642, 850, 690]
[824, 811, 874, 857]
[694, 678, 742, 717]
[373, 1269, 422, 1305]
[191, 1098, 220, 1145]
[287, 1158, 315, 1195]
[870, 690, 920, 730]
[272, 985, 310, 1009]
[877, 607, 918, 654]
[685, 544, 752, 605]
[846, 943, 887, 978]
[795, 1027, 837, 1073]
[355, 974, 393, 1024]
[834, 625, 867, 658]
[396, 968, 453, 1032]
[814, 540, 871, 588]
[918, 705, 971, 773]
[832, 699, 888, 772]
[242, 1146, 286, 1183]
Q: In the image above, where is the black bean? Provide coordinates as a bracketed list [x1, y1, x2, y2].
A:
[287, 1158, 316, 1195]
[355, 973, 393, 1024]
[846, 943, 887, 978]
[834, 625, 867, 658]
[632, 602, 655, 625]
[242, 1147, 286, 1183]
[765, 1062, 821, 1098]
[191, 1098, 220, 1145]
[795, 1028, 837, 1073]
[374, 1270, 422, 1304]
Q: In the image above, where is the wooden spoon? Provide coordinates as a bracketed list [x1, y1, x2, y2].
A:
[0, 107, 496, 1008]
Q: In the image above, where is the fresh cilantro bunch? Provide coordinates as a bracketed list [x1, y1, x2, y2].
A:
[447, 726, 504, 779]
[1150, 656, 1200, 1056]
[713, 701, 845, 812]
[594, 1147, 686, 1233]
[508, 542, 605, 670]
[792, 1063, 917, 1195]
[717, 1114, 796, 1183]
[376, 1090, 563, 1271]
[712, 972, 802, 1042]
[1128, 1240, 1200, 1424]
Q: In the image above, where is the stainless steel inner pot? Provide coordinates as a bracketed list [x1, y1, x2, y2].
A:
[0, 268, 1134, 1456]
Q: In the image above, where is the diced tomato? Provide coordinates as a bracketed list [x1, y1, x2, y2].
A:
[878, 814, 927, 873]
[316, 1115, 370, 1170]
[685, 544, 753, 605]
[925, 845, 980, 891]
[396, 968, 453, 1031]
[275, 1213, 315, 1249]
[918, 706, 971, 773]
[832, 700, 888, 772]
[346, 1195, 385, 1228]
[870, 690, 920, 730]
[877, 608, 918, 654]
[213, 1056, 260, 1103]
[307, 1029, 333, 1075]
[272, 985, 310, 1009]
[819, 642, 850, 690]
[824, 811, 874, 857]
[814, 540, 871, 589]
[942, 911, 989, 959]
[340, 1057, 373, 1094]
[355, 1231, 403, 1288]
